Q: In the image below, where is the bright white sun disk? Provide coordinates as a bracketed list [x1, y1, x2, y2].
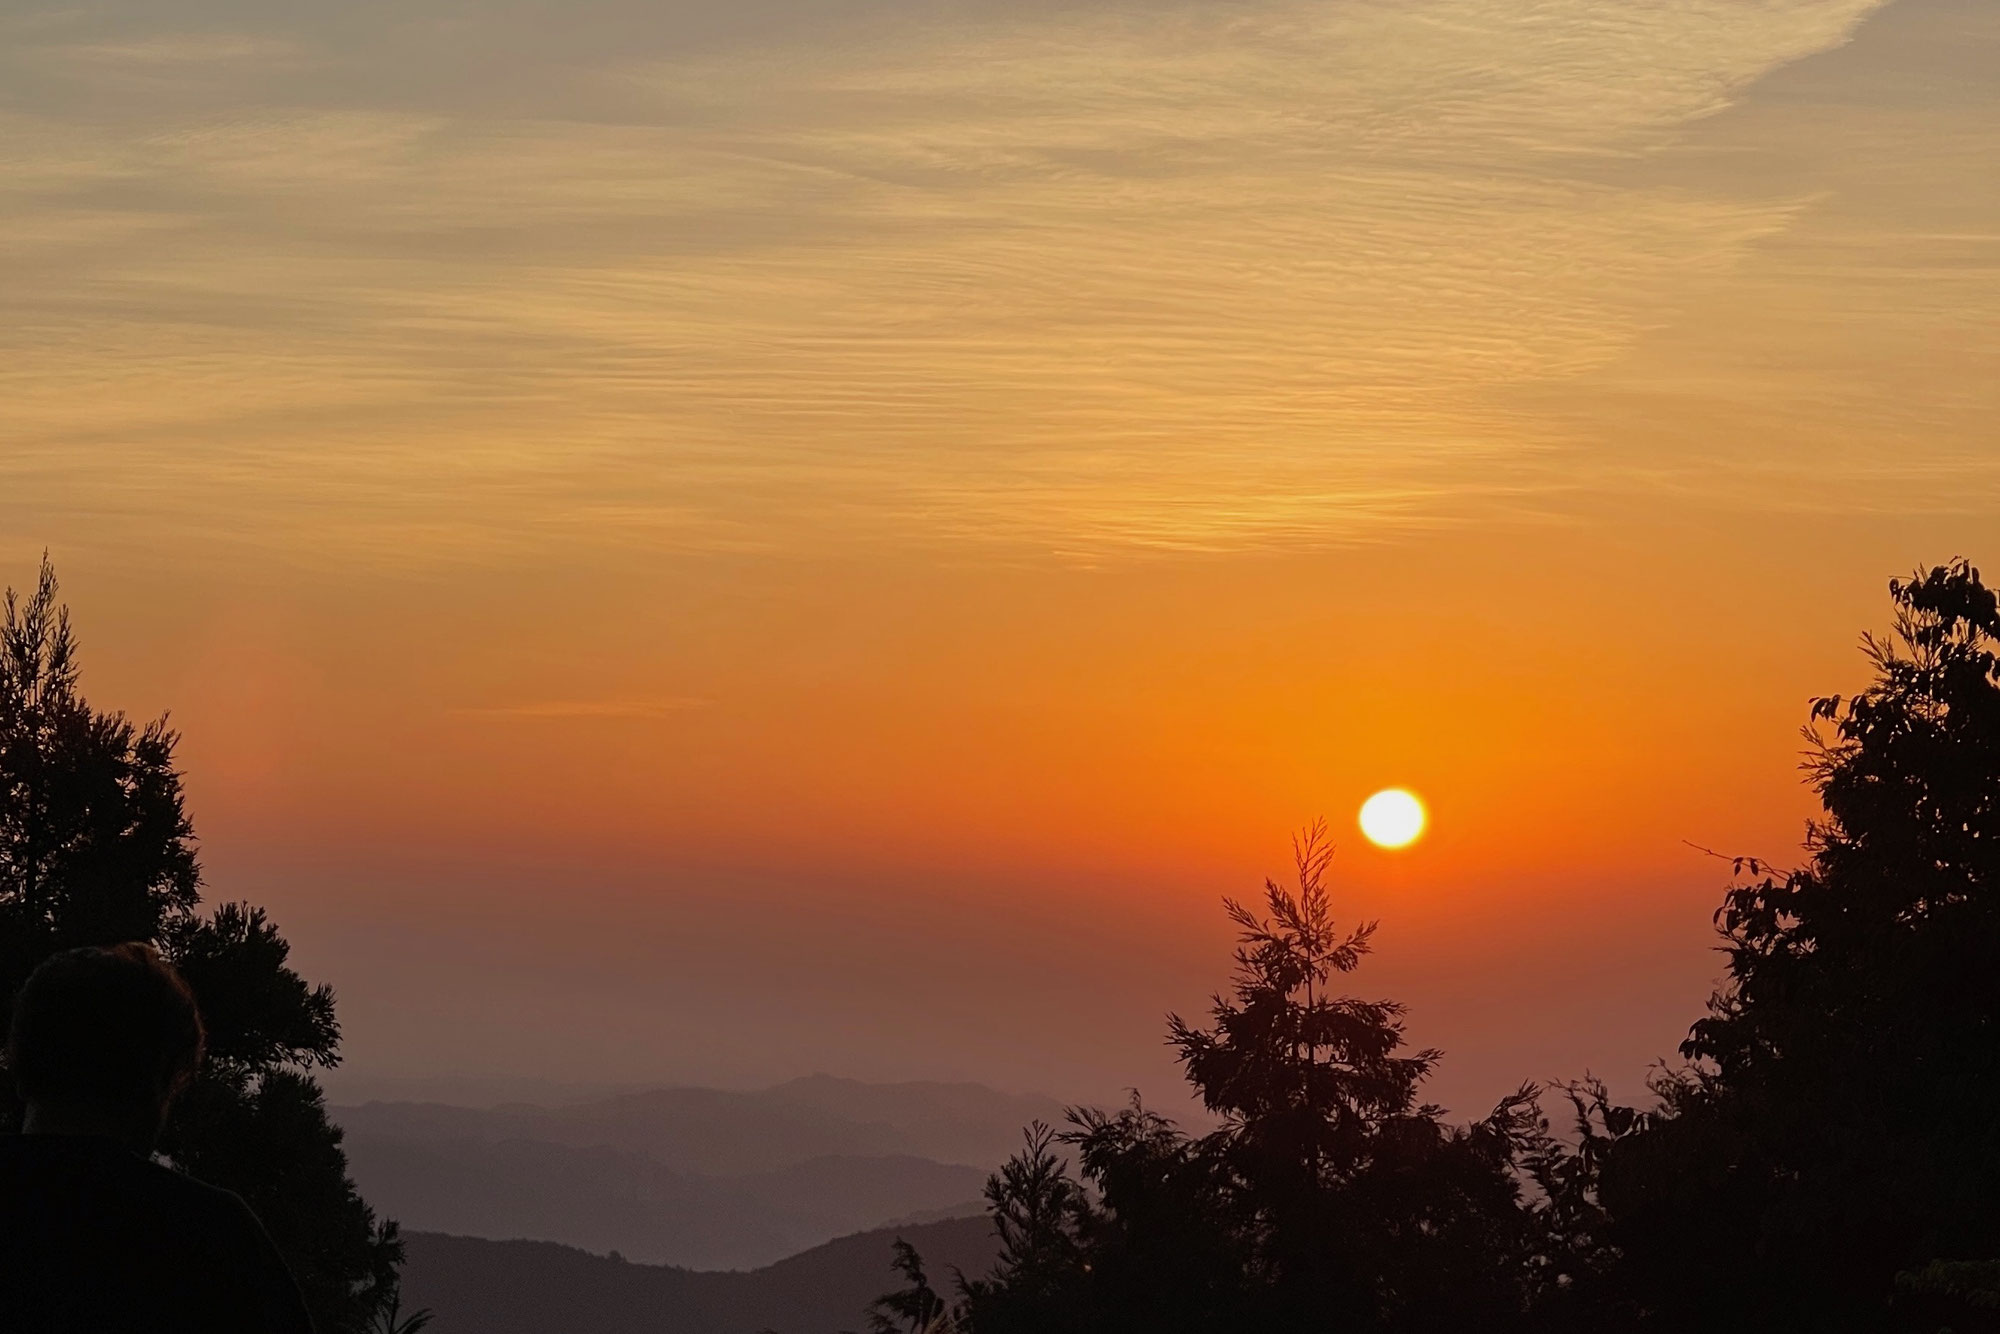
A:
[1359, 789, 1426, 849]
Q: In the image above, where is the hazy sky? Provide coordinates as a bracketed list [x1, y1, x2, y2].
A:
[4, 0, 1997, 1113]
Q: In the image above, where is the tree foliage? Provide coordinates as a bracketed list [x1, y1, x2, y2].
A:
[877, 561, 2000, 1334]
[866, 1238, 957, 1334]
[905, 823, 1548, 1334]
[0, 557, 401, 1332]
[1580, 560, 2000, 1331]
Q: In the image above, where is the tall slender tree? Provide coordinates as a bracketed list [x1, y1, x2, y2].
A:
[1168, 821, 1542, 1333]
[943, 823, 1543, 1334]
[0, 557, 401, 1331]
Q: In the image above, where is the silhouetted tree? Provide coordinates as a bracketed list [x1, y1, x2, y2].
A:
[951, 823, 1545, 1334]
[1894, 1260, 2000, 1334]
[1172, 822, 1543, 1333]
[867, 1238, 957, 1334]
[0, 557, 401, 1331]
[954, 1123, 1096, 1332]
[370, 1285, 435, 1334]
[1583, 561, 2000, 1331]
[889, 561, 2000, 1334]
[1508, 1075, 1647, 1331]
[1027, 1098, 1250, 1333]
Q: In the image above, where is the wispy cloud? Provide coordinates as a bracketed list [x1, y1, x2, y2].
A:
[453, 698, 712, 720]
[59, 34, 300, 66]
[7, 0, 1969, 567]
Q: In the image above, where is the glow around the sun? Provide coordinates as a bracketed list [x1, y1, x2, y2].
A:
[1359, 788, 1427, 849]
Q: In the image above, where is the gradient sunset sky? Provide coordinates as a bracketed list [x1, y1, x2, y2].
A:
[4, 0, 1997, 1113]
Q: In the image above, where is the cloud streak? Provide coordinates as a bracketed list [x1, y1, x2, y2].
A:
[453, 699, 712, 720]
[7, 0, 1967, 567]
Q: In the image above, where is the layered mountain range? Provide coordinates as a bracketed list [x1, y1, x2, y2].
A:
[400, 1215, 1000, 1334]
[334, 1075, 1063, 1269]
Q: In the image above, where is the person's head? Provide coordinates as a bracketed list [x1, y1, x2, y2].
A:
[7, 943, 205, 1149]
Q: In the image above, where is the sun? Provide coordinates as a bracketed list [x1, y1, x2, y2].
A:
[1358, 788, 1427, 849]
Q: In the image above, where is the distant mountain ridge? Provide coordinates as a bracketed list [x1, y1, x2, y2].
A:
[334, 1075, 1059, 1268]
[344, 1134, 989, 1268]
[339, 1073, 1066, 1172]
[400, 1215, 1000, 1334]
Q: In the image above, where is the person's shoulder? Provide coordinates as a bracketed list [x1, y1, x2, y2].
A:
[147, 1160, 316, 1331]
[0, 1133, 40, 1183]
[138, 1157, 267, 1230]
[0, 1136, 248, 1231]
[0, 1132, 161, 1181]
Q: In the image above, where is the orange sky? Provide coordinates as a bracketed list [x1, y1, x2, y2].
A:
[3, 0, 1997, 1114]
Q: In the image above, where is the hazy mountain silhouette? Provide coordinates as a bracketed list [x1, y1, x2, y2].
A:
[332, 1076, 1054, 1267]
[343, 1135, 986, 1269]
[327, 1074, 655, 1107]
[338, 1075, 1063, 1175]
[398, 1214, 999, 1334]
[759, 1075, 1077, 1167]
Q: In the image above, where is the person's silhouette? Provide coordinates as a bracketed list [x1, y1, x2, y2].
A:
[0, 943, 314, 1333]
